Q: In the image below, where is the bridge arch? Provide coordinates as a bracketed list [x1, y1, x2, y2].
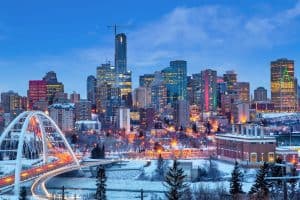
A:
[0, 111, 79, 195]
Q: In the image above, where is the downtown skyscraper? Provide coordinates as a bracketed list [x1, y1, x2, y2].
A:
[162, 60, 187, 106]
[114, 33, 132, 107]
[200, 69, 217, 112]
[271, 58, 297, 112]
[115, 33, 127, 74]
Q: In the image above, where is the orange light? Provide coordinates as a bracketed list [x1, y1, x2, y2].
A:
[5, 177, 12, 183]
[171, 139, 178, 148]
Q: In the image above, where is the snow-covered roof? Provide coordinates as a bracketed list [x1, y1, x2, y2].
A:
[261, 112, 298, 119]
[48, 103, 75, 109]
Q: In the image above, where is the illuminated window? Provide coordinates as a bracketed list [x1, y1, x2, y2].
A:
[268, 152, 275, 162]
[250, 153, 257, 163]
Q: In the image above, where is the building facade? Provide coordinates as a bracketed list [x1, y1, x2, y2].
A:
[216, 125, 276, 163]
[271, 58, 297, 112]
[162, 60, 187, 106]
[87, 75, 97, 106]
[200, 69, 217, 112]
[75, 100, 92, 121]
[254, 87, 268, 102]
[49, 103, 75, 132]
[28, 80, 47, 110]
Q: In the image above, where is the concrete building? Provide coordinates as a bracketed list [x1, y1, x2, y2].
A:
[175, 100, 189, 128]
[75, 100, 92, 121]
[254, 87, 268, 102]
[223, 70, 237, 92]
[49, 103, 75, 132]
[43, 71, 64, 105]
[133, 87, 151, 108]
[235, 82, 250, 103]
[117, 107, 130, 133]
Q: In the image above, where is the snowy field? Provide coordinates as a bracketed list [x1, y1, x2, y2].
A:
[46, 159, 258, 200]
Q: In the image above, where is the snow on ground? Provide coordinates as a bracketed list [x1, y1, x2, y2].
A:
[47, 159, 258, 199]
[0, 158, 43, 176]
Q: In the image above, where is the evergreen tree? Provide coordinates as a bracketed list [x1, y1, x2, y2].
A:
[164, 160, 188, 200]
[207, 157, 220, 180]
[91, 144, 102, 159]
[181, 187, 193, 200]
[19, 186, 27, 200]
[230, 161, 243, 199]
[95, 165, 107, 200]
[249, 162, 270, 199]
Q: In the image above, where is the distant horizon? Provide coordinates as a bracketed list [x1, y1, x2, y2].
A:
[1, 0, 300, 98]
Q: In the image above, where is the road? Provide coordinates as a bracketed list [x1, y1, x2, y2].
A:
[31, 159, 119, 200]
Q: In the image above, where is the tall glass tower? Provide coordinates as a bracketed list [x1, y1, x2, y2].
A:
[115, 33, 127, 74]
[162, 60, 187, 106]
[87, 75, 97, 106]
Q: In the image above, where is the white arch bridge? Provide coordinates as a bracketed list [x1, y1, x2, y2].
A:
[0, 111, 80, 196]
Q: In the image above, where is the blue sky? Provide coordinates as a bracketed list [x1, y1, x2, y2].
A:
[1, 0, 300, 98]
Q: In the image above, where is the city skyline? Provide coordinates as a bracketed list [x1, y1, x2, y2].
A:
[1, 1, 300, 97]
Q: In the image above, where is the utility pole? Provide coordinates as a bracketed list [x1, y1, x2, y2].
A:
[140, 189, 144, 200]
[62, 186, 65, 200]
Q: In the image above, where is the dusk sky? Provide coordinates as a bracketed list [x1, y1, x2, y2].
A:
[1, 0, 300, 98]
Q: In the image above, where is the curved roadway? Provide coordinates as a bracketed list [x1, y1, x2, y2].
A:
[31, 160, 119, 200]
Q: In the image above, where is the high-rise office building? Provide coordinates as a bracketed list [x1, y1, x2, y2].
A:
[133, 87, 151, 108]
[115, 33, 127, 74]
[117, 107, 130, 133]
[271, 58, 297, 112]
[28, 80, 47, 110]
[1, 91, 22, 113]
[43, 71, 64, 105]
[151, 72, 167, 113]
[235, 82, 250, 103]
[175, 100, 189, 128]
[87, 75, 97, 106]
[187, 76, 194, 105]
[75, 100, 92, 121]
[139, 74, 155, 88]
[162, 60, 187, 105]
[191, 73, 201, 106]
[223, 71, 237, 92]
[117, 72, 132, 107]
[217, 77, 227, 109]
[254, 87, 268, 102]
[96, 82, 121, 124]
[200, 69, 217, 112]
[96, 63, 116, 86]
